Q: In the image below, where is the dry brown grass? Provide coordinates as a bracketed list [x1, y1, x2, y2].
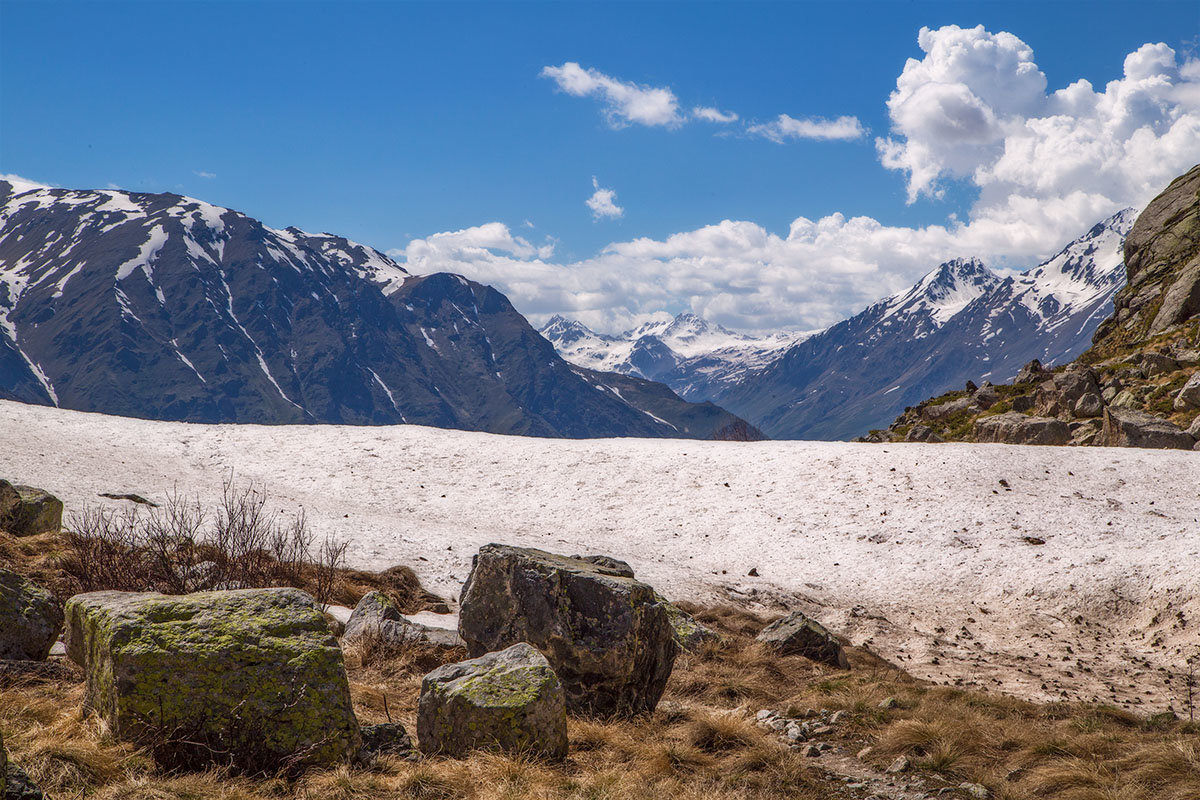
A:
[2, 603, 1197, 800]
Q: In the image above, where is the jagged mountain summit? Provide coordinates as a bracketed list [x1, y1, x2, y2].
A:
[539, 311, 807, 401]
[714, 210, 1135, 440]
[0, 180, 759, 439]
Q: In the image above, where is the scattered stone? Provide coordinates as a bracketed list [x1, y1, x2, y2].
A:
[359, 723, 417, 762]
[64, 588, 360, 772]
[768, 717, 789, 732]
[1096, 407, 1196, 449]
[0, 568, 63, 661]
[747, 567, 759, 577]
[785, 722, 807, 742]
[905, 425, 944, 443]
[801, 744, 821, 758]
[458, 544, 677, 715]
[0, 481, 62, 537]
[960, 782, 990, 799]
[878, 697, 897, 710]
[829, 710, 848, 724]
[1073, 392, 1104, 418]
[810, 724, 834, 736]
[857, 746, 874, 759]
[886, 755, 910, 773]
[754, 709, 776, 724]
[1174, 372, 1200, 410]
[1022, 536, 1046, 546]
[1014, 359, 1044, 384]
[344, 590, 464, 649]
[972, 413, 1071, 446]
[756, 611, 850, 668]
[416, 642, 567, 760]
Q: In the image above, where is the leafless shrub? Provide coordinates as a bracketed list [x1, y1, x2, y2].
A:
[63, 476, 341, 601]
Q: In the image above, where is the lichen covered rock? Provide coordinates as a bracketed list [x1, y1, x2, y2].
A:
[417, 642, 567, 760]
[1096, 407, 1196, 450]
[0, 480, 62, 537]
[64, 587, 359, 772]
[757, 611, 850, 669]
[973, 413, 1072, 446]
[458, 544, 677, 716]
[0, 568, 63, 661]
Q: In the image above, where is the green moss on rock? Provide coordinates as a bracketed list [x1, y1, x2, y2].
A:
[64, 588, 359, 773]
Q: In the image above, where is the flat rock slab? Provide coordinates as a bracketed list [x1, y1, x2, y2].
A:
[458, 544, 677, 716]
[417, 642, 566, 760]
[64, 587, 359, 772]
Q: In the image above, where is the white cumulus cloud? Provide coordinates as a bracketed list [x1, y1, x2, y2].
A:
[692, 106, 739, 123]
[748, 114, 866, 142]
[586, 177, 624, 220]
[400, 29, 1200, 336]
[541, 62, 684, 127]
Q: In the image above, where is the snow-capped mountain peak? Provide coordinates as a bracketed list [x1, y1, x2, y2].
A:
[878, 257, 1002, 328]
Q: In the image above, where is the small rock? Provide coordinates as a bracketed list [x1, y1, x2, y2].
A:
[785, 722, 807, 741]
[417, 642, 567, 760]
[344, 591, 464, 649]
[829, 710, 848, 724]
[0, 480, 62, 537]
[754, 709, 776, 724]
[857, 746, 873, 759]
[756, 611, 850, 669]
[810, 724, 834, 736]
[877, 697, 897, 710]
[960, 782, 989, 799]
[801, 744, 821, 758]
[747, 567, 759, 577]
[359, 723, 417, 762]
[768, 717, 789, 732]
[886, 755, 910, 773]
[0, 569, 63, 661]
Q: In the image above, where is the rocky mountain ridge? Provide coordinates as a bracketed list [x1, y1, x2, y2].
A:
[874, 165, 1200, 450]
[0, 181, 759, 440]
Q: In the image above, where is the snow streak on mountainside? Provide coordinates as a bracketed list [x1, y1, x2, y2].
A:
[715, 210, 1137, 440]
[539, 311, 808, 401]
[0, 181, 758, 439]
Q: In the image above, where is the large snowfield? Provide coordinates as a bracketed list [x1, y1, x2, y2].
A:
[4, 399, 1197, 712]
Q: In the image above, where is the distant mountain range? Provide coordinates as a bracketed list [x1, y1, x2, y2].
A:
[0, 180, 760, 440]
[543, 209, 1135, 440]
[539, 312, 808, 401]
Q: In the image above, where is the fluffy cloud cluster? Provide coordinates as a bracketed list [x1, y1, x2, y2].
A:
[586, 177, 624, 220]
[405, 29, 1199, 335]
[878, 25, 1200, 226]
[541, 62, 684, 127]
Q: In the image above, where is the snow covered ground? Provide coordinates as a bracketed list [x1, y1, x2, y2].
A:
[4, 399, 1197, 712]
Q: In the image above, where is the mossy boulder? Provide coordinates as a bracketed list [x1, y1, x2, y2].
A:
[0, 480, 62, 537]
[757, 611, 850, 669]
[344, 590, 464, 649]
[417, 642, 566, 760]
[0, 568, 63, 661]
[459, 544, 678, 716]
[63, 588, 360, 773]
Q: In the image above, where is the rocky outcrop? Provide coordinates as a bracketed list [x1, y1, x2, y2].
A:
[1096, 408, 1196, 450]
[973, 413, 1072, 446]
[458, 544, 678, 716]
[756, 612, 850, 669]
[343, 591, 464, 650]
[64, 588, 360, 772]
[0, 568, 63, 661]
[416, 642, 567, 760]
[1175, 372, 1200, 410]
[0, 481, 62, 537]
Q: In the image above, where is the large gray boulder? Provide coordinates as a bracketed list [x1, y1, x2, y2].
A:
[0, 568, 63, 661]
[64, 588, 360, 772]
[1096, 407, 1196, 450]
[1033, 368, 1101, 417]
[458, 544, 678, 716]
[344, 591, 464, 649]
[1174, 372, 1200, 410]
[0, 481, 62, 537]
[973, 413, 1072, 446]
[416, 642, 567, 760]
[756, 612, 850, 669]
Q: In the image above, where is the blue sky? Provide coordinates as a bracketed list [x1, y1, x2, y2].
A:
[2, 1, 1198, 332]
